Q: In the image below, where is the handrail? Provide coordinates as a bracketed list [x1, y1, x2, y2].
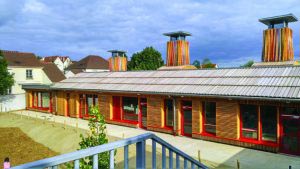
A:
[12, 132, 208, 169]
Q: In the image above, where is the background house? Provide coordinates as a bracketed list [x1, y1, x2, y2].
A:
[65, 55, 109, 78]
[0, 50, 65, 112]
[42, 56, 72, 73]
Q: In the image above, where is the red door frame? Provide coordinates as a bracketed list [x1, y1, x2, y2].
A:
[279, 114, 300, 155]
[139, 98, 147, 129]
[181, 100, 192, 137]
[113, 96, 121, 120]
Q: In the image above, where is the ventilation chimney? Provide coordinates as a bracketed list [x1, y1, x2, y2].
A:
[259, 14, 298, 62]
[108, 50, 127, 71]
[163, 31, 191, 66]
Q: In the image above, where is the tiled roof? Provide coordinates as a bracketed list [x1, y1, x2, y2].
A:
[52, 66, 300, 101]
[42, 62, 66, 82]
[44, 56, 70, 63]
[67, 55, 109, 70]
[2, 50, 43, 67]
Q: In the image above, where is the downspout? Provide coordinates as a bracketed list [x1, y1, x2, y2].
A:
[173, 97, 176, 136]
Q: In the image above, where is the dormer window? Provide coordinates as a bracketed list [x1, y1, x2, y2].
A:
[26, 69, 33, 79]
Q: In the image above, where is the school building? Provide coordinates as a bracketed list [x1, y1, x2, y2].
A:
[22, 14, 300, 156]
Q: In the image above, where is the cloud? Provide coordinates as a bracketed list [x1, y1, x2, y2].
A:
[22, 0, 48, 13]
[0, 0, 299, 67]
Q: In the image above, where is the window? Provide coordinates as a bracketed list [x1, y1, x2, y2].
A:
[204, 102, 216, 135]
[240, 104, 258, 140]
[41, 92, 50, 108]
[164, 99, 174, 127]
[26, 69, 33, 79]
[261, 106, 277, 142]
[83, 94, 98, 116]
[122, 97, 138, 122]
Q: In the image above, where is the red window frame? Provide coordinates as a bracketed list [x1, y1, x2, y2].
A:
[240, 104, 259, 141]
[121, 96, 139, 124]
[164, 99, 174, 129]
[202, 101, 216, 137]
[31, 91, 50, 111]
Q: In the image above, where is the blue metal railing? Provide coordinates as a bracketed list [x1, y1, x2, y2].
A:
[12, 133, 208, 169]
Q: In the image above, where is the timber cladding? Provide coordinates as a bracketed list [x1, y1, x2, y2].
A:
[56, 91, 66, 116]
[216, 101, 239, 139]
[192, 99, 202, 134]
[99, 95, 111, 120]
[68, 93, 77, 117]
[147, 96, 163, 128]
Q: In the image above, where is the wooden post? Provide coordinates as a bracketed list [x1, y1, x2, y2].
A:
[64, 120, 66, 130]
[198, 150, 201, 163]
[76, 120, 78, 133]
[237, 159, 240, 169]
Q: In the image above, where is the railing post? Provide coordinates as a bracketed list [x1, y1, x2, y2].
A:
[162, 146, 166, 169]
[74, 159, 79, 169]
[93, 154, 98, 169]
[124, 145, 129, 169]
[136, 141, 146, 169]
[191, 162, 195, 169]
[152, 140, 156, 169]
[110, 149, 115, 169]
[183, 158, 187, 169]
[169, 149, 173, 169]
[176, 154, 180, 169]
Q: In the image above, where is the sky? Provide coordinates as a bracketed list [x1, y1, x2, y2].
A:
[0, 0, 299, 67]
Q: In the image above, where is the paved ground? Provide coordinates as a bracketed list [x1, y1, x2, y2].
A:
[10, 110, 300, 169]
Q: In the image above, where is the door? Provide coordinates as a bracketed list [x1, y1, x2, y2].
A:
[280, 116, 300, 155]
[113, 96, 121, 120]
[140, 98, 147, 128]
[181, 101, 192, 137]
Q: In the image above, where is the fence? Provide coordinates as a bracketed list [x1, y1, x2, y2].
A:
[12, 132, 208, 169]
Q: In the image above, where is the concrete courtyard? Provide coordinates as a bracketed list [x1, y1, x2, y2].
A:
[9, 110, 300, 169]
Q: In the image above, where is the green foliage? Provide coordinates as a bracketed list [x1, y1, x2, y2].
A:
[192, 60, 201, 68]
[0, 50, 14, 95]
[127, 46, 164, 70]
[241, 60, 254, 68]
[67, 106, 111, 169]
[201, 58, 216, 68]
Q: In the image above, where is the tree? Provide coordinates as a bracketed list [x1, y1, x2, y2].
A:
[241, 60, 254, 68]
[77, 106, 112, 168]
[201, 58, 216, 68]
[192, 60, 201, 68]
[0, 50, 14, 95]
[127, 47, 164, 70]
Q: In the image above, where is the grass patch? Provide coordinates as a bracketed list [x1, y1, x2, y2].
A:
[0, 127, 58, 167]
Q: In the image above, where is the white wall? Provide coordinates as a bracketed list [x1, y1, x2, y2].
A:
[0, 93, 25, 112]
[8, 67, 51, 94]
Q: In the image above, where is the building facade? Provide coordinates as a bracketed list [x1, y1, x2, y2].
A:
[24, 67, 300, 156]
[0, 50, 66, 112]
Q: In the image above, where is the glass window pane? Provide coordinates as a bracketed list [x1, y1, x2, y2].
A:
[41, 92, 49, 108]
[204, 102, 216, 134]
[261, 106, 277, 142]
[122, 97, 138, 122]
[241, 104, 258, 139]
[165, 99, 174, 127]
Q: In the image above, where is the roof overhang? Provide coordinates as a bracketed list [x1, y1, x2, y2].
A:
[22, 84, 52, 90]
[163, 31, 192, 37]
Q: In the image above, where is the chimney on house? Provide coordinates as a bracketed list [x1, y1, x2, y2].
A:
[108, 50, 127, 71]
[163, 31, 191, 66]
[259, 14, 298, 62]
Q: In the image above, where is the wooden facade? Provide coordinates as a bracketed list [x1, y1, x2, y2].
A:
[25, 89, 300, 155]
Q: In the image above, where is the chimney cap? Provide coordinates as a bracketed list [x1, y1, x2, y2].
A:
[259, 13, 298, 26]
[107, 50, 127, 53]
[163, 31, 192, 37]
